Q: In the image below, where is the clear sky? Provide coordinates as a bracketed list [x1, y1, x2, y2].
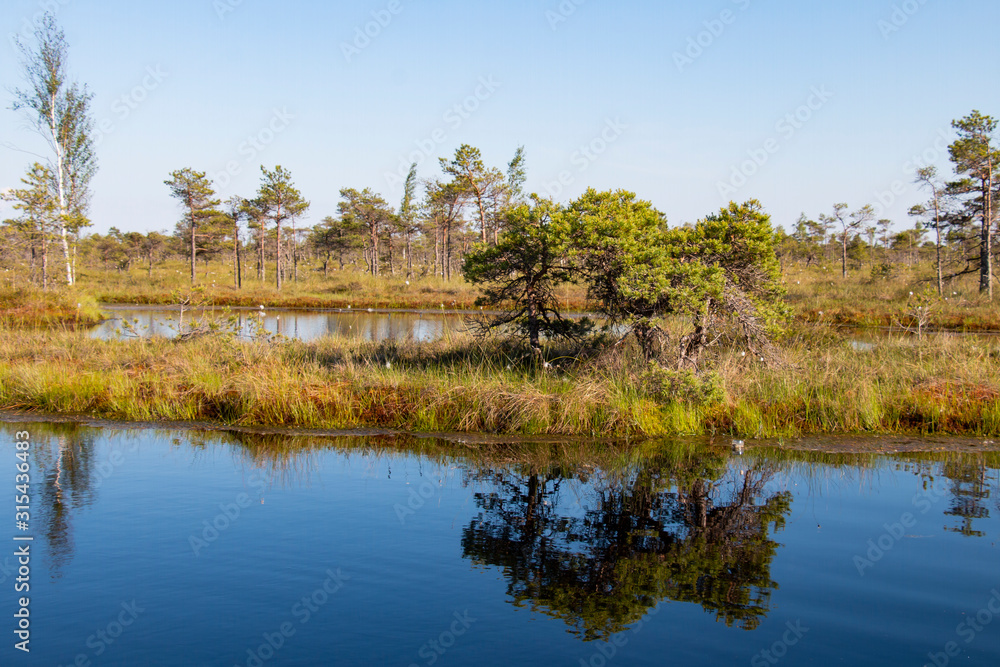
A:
[2, 0, 998, 236]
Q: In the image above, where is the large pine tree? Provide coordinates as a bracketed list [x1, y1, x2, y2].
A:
[949, 110, 999, 299]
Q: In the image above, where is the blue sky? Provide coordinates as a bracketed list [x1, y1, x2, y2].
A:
[2, 0, 998, 236]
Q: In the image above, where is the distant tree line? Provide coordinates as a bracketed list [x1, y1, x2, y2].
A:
[146, 143, 527, 292]
[3, 14, 998, 308]
[779, 111, 1000, 299]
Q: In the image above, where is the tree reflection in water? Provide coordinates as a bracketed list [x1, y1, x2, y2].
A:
[30, 425, 98, 579]
[942, 459, 992, 538]
[9, 420, 998, 623]
[460, 454, 793, 640]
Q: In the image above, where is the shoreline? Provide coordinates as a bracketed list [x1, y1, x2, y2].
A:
[2, 409, 998, 454]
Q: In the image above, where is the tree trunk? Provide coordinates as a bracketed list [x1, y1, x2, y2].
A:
[258, 225, 265, 282]
[434, 227, 441, 279]
[387, 232, 395, 276]
[233, 219, 240, 288]
[841, 231, 848, 279]
[983, 173, 994, 299]
[445, 223, 452, 281]
[236, 237, 243, 289]
[468, 175, 487, 245]
[291, 219, 299, 282]
[190, 219, 197, 285]
[369, 221, 379, 277]
[41, 236, 48, 290]
[405, 232, 412, 277]
[276, 219, 283, 291]
[59, 210, 72, 284]
[933, 192, 943, 296]
[526, 287, 540, 353]
[48, 101, 74, 286]
[189, 195, 197, 285]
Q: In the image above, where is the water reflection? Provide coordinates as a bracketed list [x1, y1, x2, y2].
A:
[942, 459, 993, 537]
[460, 454, 791, 639]
[90, 307, 469, 343]
[24, 423, 98, 578]
[9, 420, 1000, 643]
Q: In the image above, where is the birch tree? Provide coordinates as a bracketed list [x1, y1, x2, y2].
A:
[911, 166, 947, 296]
[12, 13, 96, 286]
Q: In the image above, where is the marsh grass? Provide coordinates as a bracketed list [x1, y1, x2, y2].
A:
[0, 287, 103, 329]
[1, 318, 998, 437]
[783, 265, 1000, 331]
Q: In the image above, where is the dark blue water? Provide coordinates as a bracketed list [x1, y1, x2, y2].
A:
[1, 422, 998, 666]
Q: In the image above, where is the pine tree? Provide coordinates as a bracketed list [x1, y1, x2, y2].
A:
[165, 169, 221, 285]
[255, 166, 310, 291]
[2, 164, 58, 288]
[949, 110, 999, 299]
